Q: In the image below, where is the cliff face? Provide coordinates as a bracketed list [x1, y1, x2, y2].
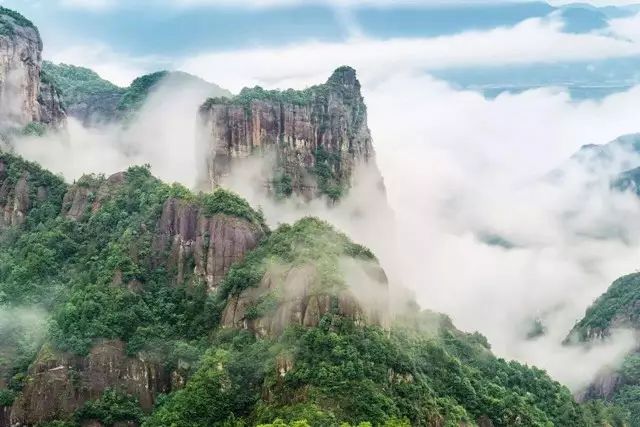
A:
[221, 260, 389, 337]
[197, 66, 381, 200]
[10, 340, 171, 426]
[37, 76, 66, 128]
[0, 158, 267, 425]
[152, 197, 265, 290]
[61, 172, 125, 220]
[218, 218, 390, 338]
[0, 7, 65, 129]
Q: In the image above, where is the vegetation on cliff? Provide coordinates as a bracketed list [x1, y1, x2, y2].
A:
[0, 6, 38, 36]
[41, 62, 124, 110]
[569, 273, 640, 426]
[42, 65, 232, 123]
[145, 310, 626, 426]
[571, 273, 640, 339]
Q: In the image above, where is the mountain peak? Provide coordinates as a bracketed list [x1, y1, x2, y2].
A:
[327, 65, 360, 91]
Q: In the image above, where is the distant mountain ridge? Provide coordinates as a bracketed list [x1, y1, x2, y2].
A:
[42, 63, 232, 126]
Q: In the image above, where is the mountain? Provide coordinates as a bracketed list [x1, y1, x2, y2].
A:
[549, 134, 640, 192]
[612, 167, 640, 196]
[0, 5, 635, 426]
[567, 274, 640, 425]
[40, 62, 124, 127]
[0, 152, 625, 426]
[197, 66, 383, 202]
[42, 64, 233, 126]
[0, 7, 65, 131]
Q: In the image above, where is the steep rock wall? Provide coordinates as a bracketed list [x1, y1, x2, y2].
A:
[197, 66, 381, 200]
[0, 8, 65, 129]
[152, 197, 265, 289]
[61, 172, 125, 220]
[10, 340, 170, 426]
[221, 260, 390, 337]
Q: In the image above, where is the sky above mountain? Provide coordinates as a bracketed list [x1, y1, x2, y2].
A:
[2, 0, 640, 98]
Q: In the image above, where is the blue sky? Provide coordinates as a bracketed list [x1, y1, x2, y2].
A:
[2, 0, 640, 97]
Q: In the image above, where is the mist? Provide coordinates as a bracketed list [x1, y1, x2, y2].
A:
[5, 63, 640, 392]
[9, 72, 216, 187]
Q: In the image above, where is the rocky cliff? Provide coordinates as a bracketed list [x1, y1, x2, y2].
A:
[10, 340, 170, 426]
[61, 172, 125, 220]
[0, 7, 65, 130]
[197, 66, 382, 201]
[221, 261, 389, 337]
[152, 196, 265, 290]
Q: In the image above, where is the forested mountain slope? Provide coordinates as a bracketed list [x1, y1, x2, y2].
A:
[42, 63, 232, 126]
[568, 274, 640, 426]
[0, 152, 627, 427]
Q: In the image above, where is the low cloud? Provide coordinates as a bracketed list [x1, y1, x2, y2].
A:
[178, 17, 640, 93]
[11, 73, 215, 186]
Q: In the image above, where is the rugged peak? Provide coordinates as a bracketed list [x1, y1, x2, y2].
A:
[0, 7, 65, 130]
[218, 217, 389, 337]
[61, 172, 125, 220]
[197, 66, 382, 202]
[326, 65, 360, 91]
[0, 7, 40, 44]
[152, 190, 266, 290]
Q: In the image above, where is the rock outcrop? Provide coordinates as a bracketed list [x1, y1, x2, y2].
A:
[61, 172, 125, 220]
[152, 197, 265, 289]
[0, 155, 66, 229]
[10, 340, 170, 426]
[0, 7, 65, 129]
[221, 261, 389, 337]
[197, 66, 382, 200]
[218, 218, 390, 337]
[0, 169, 29, 228]
[575, 368, 623, 401]
[37, 76, 66, 128]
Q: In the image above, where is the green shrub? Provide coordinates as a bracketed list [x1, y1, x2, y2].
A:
[0, 388, 15, 406]
[75, 389, 145, 426]
[199, 188, 265, 226]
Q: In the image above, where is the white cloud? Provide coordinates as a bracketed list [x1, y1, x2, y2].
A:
[41, 8, 640, 90]
[175, 16, 640, 93]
